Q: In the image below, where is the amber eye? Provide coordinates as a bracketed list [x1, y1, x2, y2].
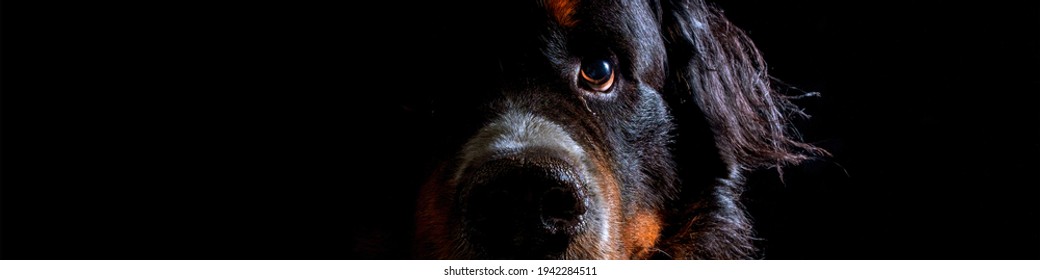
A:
[579, 59, 615, 92]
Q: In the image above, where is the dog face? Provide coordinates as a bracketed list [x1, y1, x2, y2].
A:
[414, 0, 818, 259]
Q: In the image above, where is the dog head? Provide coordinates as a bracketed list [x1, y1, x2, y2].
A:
[413, 0, 819, 259]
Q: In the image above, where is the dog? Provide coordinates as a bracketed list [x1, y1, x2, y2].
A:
[412, 0, 822, 259]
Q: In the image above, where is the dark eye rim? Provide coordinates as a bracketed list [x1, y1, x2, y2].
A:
[578, 58, 616, 93]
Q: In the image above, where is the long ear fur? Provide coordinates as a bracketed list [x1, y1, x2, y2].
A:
[666, 0, 821, 170]
[656, 0, 824, 259]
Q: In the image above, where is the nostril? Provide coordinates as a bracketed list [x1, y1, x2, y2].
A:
[467, 187, 514, 225]
[539, 187, 586, 232]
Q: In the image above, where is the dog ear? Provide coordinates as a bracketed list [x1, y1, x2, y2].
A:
[655, 0, 823, 259]
[662, 0, 821, 172]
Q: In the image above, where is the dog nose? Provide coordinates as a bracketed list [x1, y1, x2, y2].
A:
[463, 156, 587, 257]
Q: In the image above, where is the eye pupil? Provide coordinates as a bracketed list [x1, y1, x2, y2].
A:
[582, 60, 610, 81]
[579, 59, 614, 91]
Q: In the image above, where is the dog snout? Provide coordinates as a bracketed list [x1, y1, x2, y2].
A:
[462, 155, 588, 258]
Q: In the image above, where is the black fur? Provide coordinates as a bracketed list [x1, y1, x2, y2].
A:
[413, 0, 821, 259]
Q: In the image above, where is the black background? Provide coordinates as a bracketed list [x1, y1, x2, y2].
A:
[2, 1, 1037, 259]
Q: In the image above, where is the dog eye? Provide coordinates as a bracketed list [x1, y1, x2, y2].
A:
[579, 59, 615, 92]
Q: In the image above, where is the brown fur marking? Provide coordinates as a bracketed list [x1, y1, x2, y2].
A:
[546, 0, 579, 27]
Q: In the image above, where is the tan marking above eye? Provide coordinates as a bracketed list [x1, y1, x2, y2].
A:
[546, 0, 579, 27]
